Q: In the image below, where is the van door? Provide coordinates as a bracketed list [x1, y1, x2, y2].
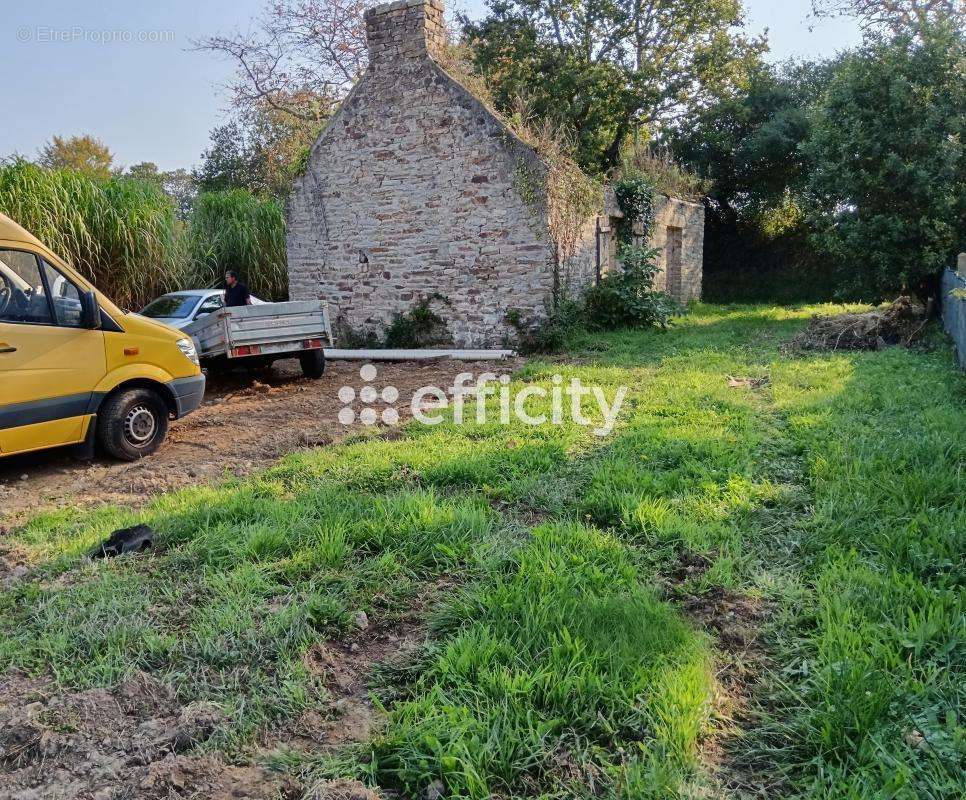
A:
[0, 250, 106, 454]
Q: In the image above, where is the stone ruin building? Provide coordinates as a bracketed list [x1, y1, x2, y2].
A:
[286, 0, 704, 346]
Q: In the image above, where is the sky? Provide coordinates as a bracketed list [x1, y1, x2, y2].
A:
[0, 0, 863, 172]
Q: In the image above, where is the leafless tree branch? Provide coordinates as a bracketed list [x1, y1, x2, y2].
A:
[811, 0, 965, 36]
[194, 0, 373, 122]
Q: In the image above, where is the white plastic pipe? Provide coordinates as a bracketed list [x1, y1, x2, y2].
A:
[325, 348, 516, 361]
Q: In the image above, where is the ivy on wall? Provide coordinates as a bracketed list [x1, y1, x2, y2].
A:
[613, 177, 656, 245]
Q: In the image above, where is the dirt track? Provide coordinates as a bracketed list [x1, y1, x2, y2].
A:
[0, 357, 519, 527]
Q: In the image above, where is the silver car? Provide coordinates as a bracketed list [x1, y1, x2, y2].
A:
[138, 289, 264, 330]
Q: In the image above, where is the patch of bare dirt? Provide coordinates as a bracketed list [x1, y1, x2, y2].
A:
[680, 586, 766, 673]
[663, 548, 714, 585]
[0, 542, 30, 589]
[265, 595, 433, 757]
[0, 605, 425, 800]
[688, 588, 775, 795]
[726, 375, 770, 390]
[660, 549, 773, 796]
[0, 670, 299, 800]
[0, 358, 522, 527]
[303, 778, 382, 800]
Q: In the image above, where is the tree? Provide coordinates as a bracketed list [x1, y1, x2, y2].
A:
[38, 134, 114, 179]
[194, 0, 369, 125]
[194, 102, 323, 197]
[462, 0, 766, 173]
[672, 61, 831, 223]
[124, 163, 196, 219]
[194, 122, 263, 194]
[127, 162, 163, 183]
[811, 0, 965, 36]
[804, 24, 965, 301]
[160, 169, 197, 220]
[668, 61, 838, 302]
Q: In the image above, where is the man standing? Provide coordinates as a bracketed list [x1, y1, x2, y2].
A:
[224, 270, 251, 307]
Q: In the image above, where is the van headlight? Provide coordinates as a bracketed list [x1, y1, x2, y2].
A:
[177, 338, 200, 366]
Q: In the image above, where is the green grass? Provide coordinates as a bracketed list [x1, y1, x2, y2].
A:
[372, 523, 711, 798]
[1, 303, 963, 798]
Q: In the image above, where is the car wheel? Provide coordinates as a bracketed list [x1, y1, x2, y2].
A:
[97, 388, 169, 461]
[299, 349, 326, 378]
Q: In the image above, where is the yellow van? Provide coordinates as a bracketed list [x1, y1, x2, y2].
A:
[0, 213, 205, 460]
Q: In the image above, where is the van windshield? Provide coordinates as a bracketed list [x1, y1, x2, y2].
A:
[141, 294, 198, 319]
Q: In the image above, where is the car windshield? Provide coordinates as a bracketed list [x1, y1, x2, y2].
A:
[140, 294, 198, 319]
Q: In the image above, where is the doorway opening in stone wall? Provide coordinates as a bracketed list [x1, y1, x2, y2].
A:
[666, 226, 683, 300]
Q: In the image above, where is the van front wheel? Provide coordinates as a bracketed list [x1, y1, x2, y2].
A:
[97, 388, 169, 461]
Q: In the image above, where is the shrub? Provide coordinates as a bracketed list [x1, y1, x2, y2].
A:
[187, 190, 288, 301]
[383, 294, 452, 348]
[804, 25, 966, 301]
[585, 244, 679, 330]
[505, 297, 585, 354]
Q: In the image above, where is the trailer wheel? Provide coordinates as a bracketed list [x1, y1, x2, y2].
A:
[299, 349, 326, 378]
[97, 388, 169, 461]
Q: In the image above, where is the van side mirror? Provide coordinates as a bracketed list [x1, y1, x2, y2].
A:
[80, 290, 102, 329]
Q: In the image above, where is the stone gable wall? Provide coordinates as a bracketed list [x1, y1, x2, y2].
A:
[287, 0, 562, 347]
[287, 0, 703, 346]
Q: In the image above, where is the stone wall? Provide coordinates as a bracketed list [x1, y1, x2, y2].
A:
[287, 0, 568, 347]
[649, 195, 704, 301]
[600, 191, 704, 302]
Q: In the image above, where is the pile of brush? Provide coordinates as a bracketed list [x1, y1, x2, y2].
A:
[792, 296, 928, 351]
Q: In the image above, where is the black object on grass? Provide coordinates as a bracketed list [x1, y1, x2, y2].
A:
[90, 524, 156, 559]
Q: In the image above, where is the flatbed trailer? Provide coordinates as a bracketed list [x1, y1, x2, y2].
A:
[183, 300, 332, 378]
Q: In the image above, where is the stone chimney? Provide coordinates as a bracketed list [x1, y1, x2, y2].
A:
[364, 0, 445, 66]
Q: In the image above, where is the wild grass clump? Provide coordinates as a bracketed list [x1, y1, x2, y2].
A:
[505, 297, 587, 354]
[383, 294, 453, 348]
[372, 523, 710, 798]
[187, 189, 288, 301]
[0, 160, 187, 308]
[616, 141, 709, 201]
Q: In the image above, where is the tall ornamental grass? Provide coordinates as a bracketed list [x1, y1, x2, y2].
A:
[188, 190, 288, 301]
[0, 162, 290, 308]
[0, 160, 187, 309]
